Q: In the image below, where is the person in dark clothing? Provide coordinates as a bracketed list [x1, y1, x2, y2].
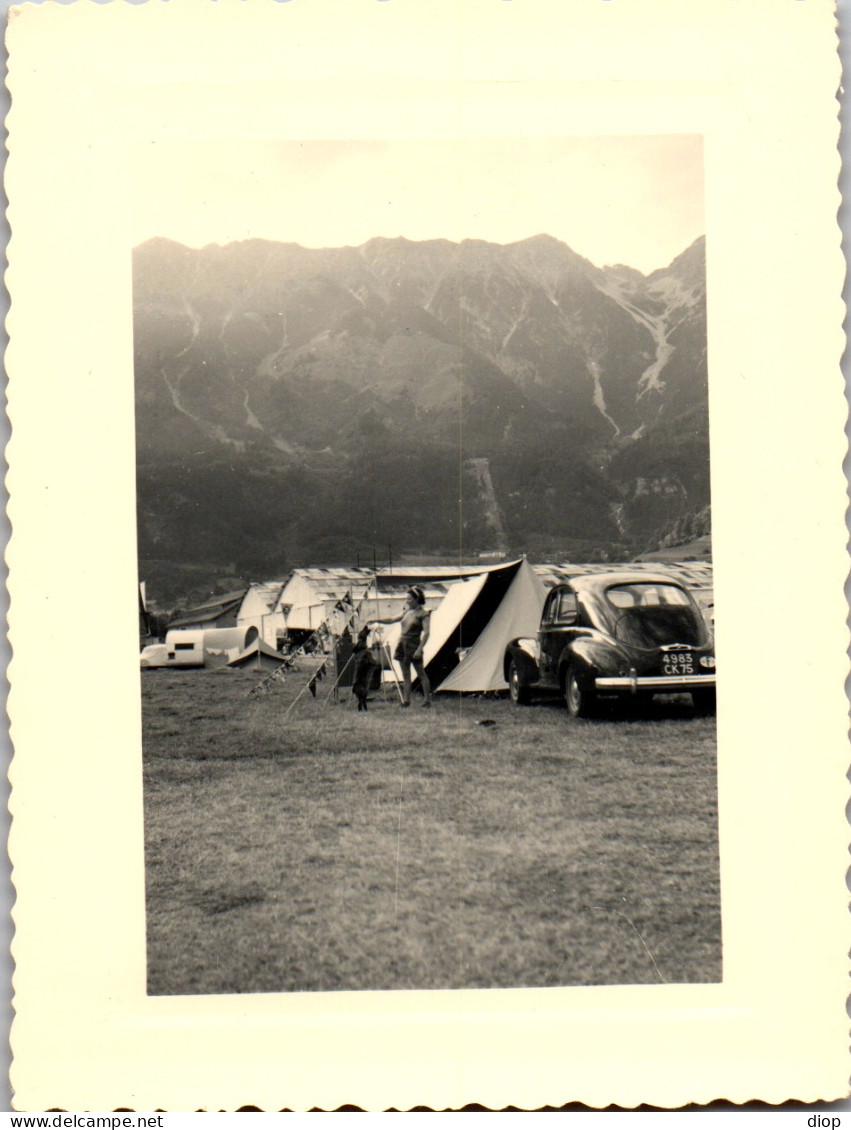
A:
[351, 626, 380, 712]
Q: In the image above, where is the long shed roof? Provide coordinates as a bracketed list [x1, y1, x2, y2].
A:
[168, 590, 246, 629]
[262, 560, 714, 628]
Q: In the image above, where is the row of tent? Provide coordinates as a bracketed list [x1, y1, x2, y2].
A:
[239, 560, 713, 643]
[141, 558, 714, 694]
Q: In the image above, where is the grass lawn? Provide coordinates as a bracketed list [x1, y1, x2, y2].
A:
[142, 666, 721, 995]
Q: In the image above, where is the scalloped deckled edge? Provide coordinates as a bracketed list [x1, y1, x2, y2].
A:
[6, 0, 849, 1111]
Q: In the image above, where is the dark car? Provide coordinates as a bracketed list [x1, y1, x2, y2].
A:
[505, 571, 716, 717]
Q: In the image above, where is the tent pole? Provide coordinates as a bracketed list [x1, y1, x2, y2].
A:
[379, 639, 404, 702]
[282, 658, 328, 720]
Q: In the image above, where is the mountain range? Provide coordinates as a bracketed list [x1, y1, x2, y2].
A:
[133, 232, 709, 603]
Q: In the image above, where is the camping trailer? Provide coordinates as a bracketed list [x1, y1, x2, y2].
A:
[141, 626, 260, 669]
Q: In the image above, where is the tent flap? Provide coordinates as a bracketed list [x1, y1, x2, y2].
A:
[436, 559, 547, 693]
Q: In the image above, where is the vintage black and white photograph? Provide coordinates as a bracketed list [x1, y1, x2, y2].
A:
[133, 134, 721, 996]
[7, 0, 849, 1110]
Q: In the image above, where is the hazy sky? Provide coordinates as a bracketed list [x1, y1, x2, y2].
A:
[133, 135, 703, 274]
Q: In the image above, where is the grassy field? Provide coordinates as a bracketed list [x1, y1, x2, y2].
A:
[142, 666, 721, 995]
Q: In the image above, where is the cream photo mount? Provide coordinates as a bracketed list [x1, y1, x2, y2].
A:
[4, 0, 848, 1112]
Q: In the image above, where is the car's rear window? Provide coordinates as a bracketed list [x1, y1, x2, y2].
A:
[605, 583, 708, 648]
[606, 583, 691, 610]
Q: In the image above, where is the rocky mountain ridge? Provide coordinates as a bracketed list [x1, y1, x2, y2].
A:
[134, 233, 709, 599]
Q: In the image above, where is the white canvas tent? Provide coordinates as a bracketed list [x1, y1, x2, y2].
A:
[378, 558, 547, 694]
[379, 571, 489, 677]
[227, 638, 287, 671]
[434, 558, 547, 693]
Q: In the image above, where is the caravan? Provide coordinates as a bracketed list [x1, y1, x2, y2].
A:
[140, 626, 260, 669]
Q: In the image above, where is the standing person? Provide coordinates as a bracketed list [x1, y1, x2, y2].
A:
[350, 626, 380, 712]
[372, 587, 432, 707]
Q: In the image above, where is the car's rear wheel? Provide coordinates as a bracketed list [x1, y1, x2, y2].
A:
[691, 686, 716, 716]
[563, 665, 596, 718]
[508, 660, 530, 705]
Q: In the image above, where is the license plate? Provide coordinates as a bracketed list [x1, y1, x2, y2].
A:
[662, 651, 694, 675]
